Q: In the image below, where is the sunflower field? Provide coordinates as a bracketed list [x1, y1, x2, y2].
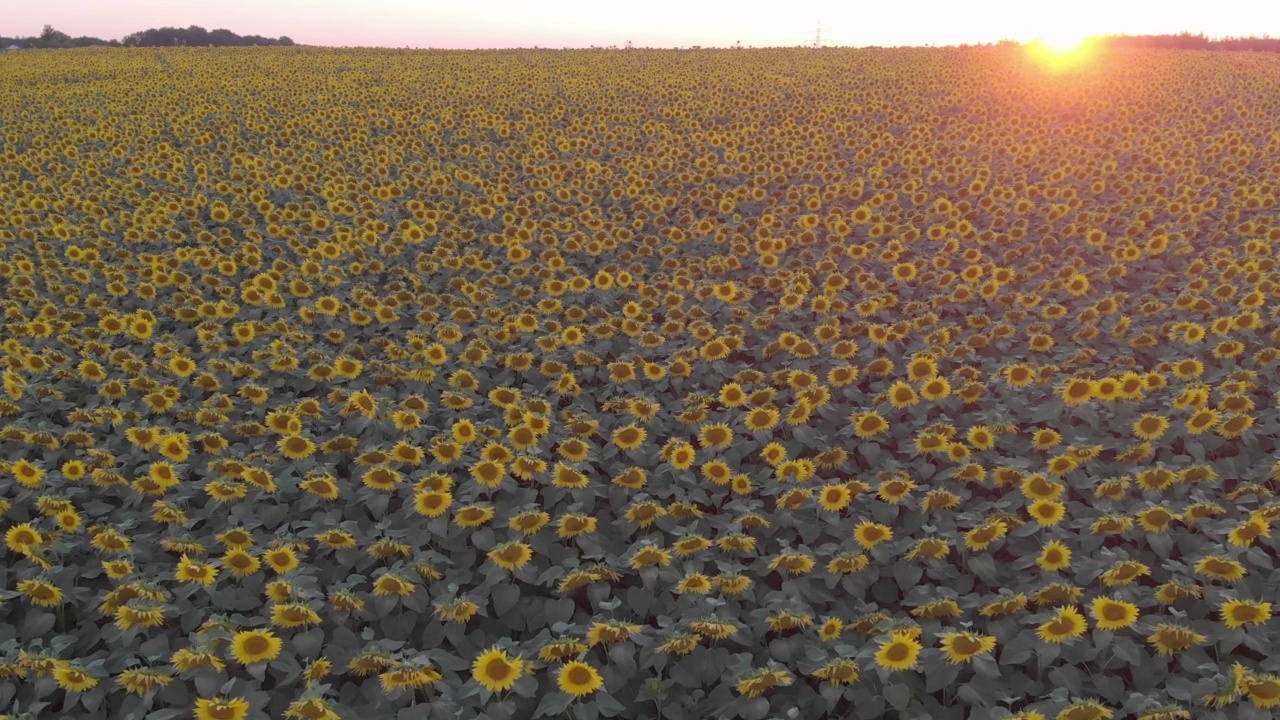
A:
[1, 44, 1279, 720]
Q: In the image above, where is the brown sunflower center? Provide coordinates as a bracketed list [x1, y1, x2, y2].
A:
[950, 635, 983, 655]
[884, 642, 911, 662]
[566, 665, 593, 685]
[484, 657, 513, 681]
[1047, 617, 1075, 635]
[1100, 603, 1129, 622]
[1251, 681, 1280, 700]
[243, 635, 270, 656]
[1232, 606, 1259, 622]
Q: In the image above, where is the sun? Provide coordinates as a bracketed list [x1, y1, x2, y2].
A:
[1026, 32, 1100, 72]
[1036, 30, 1092, 53]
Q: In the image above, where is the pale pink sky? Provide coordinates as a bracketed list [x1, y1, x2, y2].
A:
[4, 0, 1270, 49]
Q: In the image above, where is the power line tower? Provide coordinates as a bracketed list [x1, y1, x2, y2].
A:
[814, 22, 821, 49]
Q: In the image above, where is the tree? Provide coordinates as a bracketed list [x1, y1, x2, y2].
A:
[35, 24, 72, 48]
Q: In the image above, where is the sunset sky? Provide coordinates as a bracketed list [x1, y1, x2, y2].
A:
[4, 0, 1269, 49]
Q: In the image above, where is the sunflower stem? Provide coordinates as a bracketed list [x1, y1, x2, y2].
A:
[655, 664, 666, 720]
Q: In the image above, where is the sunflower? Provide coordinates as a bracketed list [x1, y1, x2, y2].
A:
[675, 572, 712, 594]
[1003, 363, 1036, 388]
[851, 411, 890, 439]
[558, 661, 604, 696]
[556, 513, 597, 539]
[231, 629, 282, 665]
[903, 354, 936, 381]
[819, 484, 853, 512]
[1060, 378, 1095, 406]
[612, 424, 647, 451]
[263, 547, 299, 574]
[488, 541, 533, 571]
[1146, 623, 1207, 657]
[964, 520, 1007, 551]
[472, 646, 524, 693]
[887, 380, 919, 408]
[768, 551, 815, 575]
[667, 441, 697, 469]
[719, 382, 747, 407]
[413, 489, 452, 518]
[923, 488, 962, 511]
[744, 406, 780, 433]
[1153, 580, 1203, 606]
[853, 520, 893, 550]
[1227, 518, 1269, 547]
[587, 620, 642, 645]
[284, 698, 341, 720]
[1136, 506, 1178, 533]
[1032, 428, 1062, 450]
[371, 573, 416, 598]
[1028, 499, 1066, 526]
[53, 663, 98, 692]
[874, 633, 922, 671]
[688, 616, 739, 640]
[176, 555, 219, 586]
[1037, 539, 1072, 572]
[966, 425, 995, 450]
[1246, 675, 1280, 709]
[938, 631, 997, 664]
[103, 559, 135, 579]
[1036, 606, 1087, 643]
[1220, 598, 1272, 629]
[116, 667, 174, 695]
[272, 602, 323, 628]
[456, 504, 497, 529]
[1132, 413, 1170, 440]
[5, 522, 42, 554]
[735, 668, 794, 697]
[1099, 560, 1150, 586]
[690, 423, 734, 452]
[1195, 556, 1247, 582]
[277, 434, 316, 461]
[1217, 413, 1254, 439]
[1021, 474, 1063, 500]
[223, 549, 261, 578]
[509, 510, 551, 534]
[538, 638, 590, 662]
[11, 459, 44, 489]
[1056, 700, 1113, 720]
[919, 377, 951, 401]
[629, 544, 672, 569]
[1089, 596, 1139, 630]
[814, 617, 844, 641]
[194, 696, 250, 720]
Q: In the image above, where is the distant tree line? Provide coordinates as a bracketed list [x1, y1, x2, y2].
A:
[2, 24, 293, 49]
[1096, 32, 1280, 52]
[4, 27, 1278, 53]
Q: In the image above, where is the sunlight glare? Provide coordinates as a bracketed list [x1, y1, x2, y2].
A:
[1036, 30, 1091, 53]
[1026, 32, 1100, 73]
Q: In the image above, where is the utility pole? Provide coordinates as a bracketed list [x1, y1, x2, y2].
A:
[814, 22, 822, 49]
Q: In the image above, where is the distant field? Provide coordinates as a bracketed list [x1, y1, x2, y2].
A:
[1, 46, 1278, 720]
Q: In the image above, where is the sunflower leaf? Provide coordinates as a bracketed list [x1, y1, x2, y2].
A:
[884, 682, 911, 711]
[533, 690, 573, 718]
[493, 584, 521, 616]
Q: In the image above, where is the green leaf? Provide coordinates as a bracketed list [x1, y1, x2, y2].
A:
[968, 554, 997, 585]
[493, 584, 521, 616]
[1147, 532, 1173, 559]
[926, 660, 962, 692]
[534, 691, 573, 718]
[596, 692, 627, 717]
[894, 563, 923, 592]
[884, 682, 911, 711]
[22, 612, 55, 639]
